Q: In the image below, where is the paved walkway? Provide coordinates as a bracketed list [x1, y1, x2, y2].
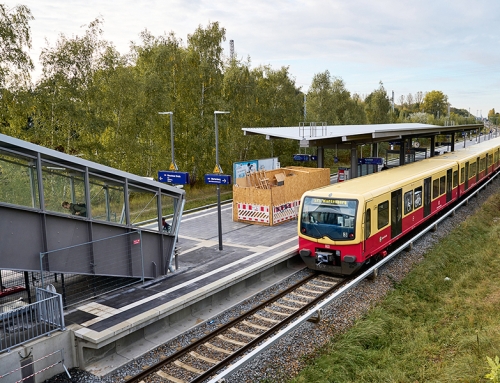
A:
[66, 203, 299, 349]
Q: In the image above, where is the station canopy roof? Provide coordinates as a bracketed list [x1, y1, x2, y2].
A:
[242, 123, 483, 149]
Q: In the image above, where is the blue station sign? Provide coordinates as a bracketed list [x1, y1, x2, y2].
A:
[358, 157, 384, 165]
[158, 171, 190, 185]
[293, 154, 310, 161]
[204, 174, 232, 185]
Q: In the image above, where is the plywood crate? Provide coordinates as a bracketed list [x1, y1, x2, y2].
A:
[233, 166, 330, 225]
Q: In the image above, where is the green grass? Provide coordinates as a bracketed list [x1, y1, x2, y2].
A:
[290, 191, 500, 383]
[183, 184, 233, 212]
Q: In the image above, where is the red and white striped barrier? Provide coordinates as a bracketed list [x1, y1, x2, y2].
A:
[272, 200, 300, 224]
[237, 203, 270, 224]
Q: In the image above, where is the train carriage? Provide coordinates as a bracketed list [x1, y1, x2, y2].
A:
[298, 136, 500, 276]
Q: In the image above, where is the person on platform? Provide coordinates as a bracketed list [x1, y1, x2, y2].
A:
[62, 201, 87, 217]
[162, 217, 171, 232]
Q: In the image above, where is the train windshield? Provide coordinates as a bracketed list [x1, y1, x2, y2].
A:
[300, 197, 358, 240]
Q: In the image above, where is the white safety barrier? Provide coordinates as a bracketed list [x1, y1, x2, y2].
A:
[272, 200, 300, 224]
[237, 203, 270, 224]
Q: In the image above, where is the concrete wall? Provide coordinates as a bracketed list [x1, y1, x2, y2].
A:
[0, 330, 75, 383]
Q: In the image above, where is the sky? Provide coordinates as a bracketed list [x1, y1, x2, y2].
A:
[16, 0, 500, 118]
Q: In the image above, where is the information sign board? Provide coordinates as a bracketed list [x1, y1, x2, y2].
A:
[204, 174, 232, 185]
[293, 154, 310, 161]
[357, 157, 383, 165]
[158, 171, 190, 185]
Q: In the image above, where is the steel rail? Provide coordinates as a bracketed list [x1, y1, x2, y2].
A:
[124, 272, 325, 383]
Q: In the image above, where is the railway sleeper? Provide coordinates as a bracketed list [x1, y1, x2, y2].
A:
[203, 342, 232, 355]
[229, 327, 259, 338]
[156, 370, 185, 383]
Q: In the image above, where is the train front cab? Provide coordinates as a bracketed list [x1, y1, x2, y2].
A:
[298, 195, 365, 275]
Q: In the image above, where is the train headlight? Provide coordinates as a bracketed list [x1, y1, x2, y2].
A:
[335, 250, 341, 256]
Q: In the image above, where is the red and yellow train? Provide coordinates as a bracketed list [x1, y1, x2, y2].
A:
[298, 136, 500, 275]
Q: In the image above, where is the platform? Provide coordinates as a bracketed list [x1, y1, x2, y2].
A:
[62, 203, 301, 375]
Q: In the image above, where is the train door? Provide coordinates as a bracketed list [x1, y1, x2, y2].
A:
[476, 157, 480, 183]
[446, 169, 452, 203]
[464, 162, 469, 191]
[363, 201, 372, 253]
[424, 177, 431, 217]
[391, 189, 402, 238]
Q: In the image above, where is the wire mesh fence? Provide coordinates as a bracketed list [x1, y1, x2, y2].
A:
[0, 270, 141, 310]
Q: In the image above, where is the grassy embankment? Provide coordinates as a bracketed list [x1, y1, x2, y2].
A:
[291, 191, 500, 383]
[182, 184, 233, 212]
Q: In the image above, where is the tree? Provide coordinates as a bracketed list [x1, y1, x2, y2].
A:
[422, 90, 448, 118]
[488, 108, 499, 125]
[364, 82, 390, 124]
[35, 17, 113, 154]
[307, 71, 365, 125]
[0, 4, 33, 89]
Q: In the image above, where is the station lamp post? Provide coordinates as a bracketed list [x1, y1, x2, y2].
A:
[158, 112, 177, 170]
[214, 111, 230, 251]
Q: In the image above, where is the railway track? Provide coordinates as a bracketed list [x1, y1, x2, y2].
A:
[125, 273, 348, 383]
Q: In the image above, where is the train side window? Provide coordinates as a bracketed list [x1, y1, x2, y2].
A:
[432, 179, 439, 199]
[470, 162, 476, 178]
[460, 167, 465, 183]
[439, 176, 446, 195]
[404, 190, 413, 214]
[365, 208, 371, 239]
[414, 187, 422, 208]
[377, 201, 389, 229]
[453, 170, 458, 188]
[480, 157, 485, 171]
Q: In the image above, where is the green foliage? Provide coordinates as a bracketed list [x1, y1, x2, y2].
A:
[422, 90, 448, 118]
[486, 356, 500, 382]
[364, 81, 390, 124]
[0, 4, 33, 89]
[307, 71, 366, 125]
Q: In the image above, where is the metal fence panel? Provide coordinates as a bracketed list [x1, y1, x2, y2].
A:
[0, 288, 64, 353]
[40, 231, 144, 278]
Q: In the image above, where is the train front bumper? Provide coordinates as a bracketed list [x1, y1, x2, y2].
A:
[299, 249, 363, 276]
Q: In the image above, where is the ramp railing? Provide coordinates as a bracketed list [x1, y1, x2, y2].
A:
[0, 287, 65, 353]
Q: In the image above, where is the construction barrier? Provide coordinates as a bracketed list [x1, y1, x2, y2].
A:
[237, 203, 270, 224]
[272, 200, 300, 225]
[233, 166, 330, 226]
